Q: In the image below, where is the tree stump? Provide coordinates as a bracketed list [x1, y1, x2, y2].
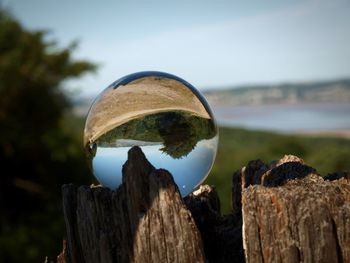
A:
[62, 146, 205, 263]
[62, 148, 350, 263]
[235, 155, 350, 263]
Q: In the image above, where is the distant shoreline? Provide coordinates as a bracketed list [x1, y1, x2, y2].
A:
[217, 125, 350, 139]
[204, 78, 350, 106]
[294, 129, 350, 139]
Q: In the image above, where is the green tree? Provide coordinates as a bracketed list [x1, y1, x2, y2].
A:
[0, 9, 96, 262]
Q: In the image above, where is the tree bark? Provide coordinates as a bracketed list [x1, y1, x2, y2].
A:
[62, 146, 205, 263]
[237, 155, 350, 263]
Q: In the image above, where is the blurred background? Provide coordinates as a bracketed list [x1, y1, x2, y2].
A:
[0, 0, 349, 262]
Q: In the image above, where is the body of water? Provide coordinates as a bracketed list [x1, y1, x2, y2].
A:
[212, 103, 350, 133]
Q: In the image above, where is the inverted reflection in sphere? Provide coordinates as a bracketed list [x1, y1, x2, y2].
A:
[84, 71, 218, 196]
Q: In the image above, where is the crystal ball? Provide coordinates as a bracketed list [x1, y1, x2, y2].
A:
[84, 71, 218, 196]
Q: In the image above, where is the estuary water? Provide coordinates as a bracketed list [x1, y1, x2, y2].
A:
[212, 103, 350, 133]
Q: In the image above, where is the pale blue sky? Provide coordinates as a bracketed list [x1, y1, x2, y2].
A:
[3, 0, 350, 97]
[93, 138, 217, 196]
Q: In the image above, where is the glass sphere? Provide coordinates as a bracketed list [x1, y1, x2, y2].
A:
[84, 71, 218, 196]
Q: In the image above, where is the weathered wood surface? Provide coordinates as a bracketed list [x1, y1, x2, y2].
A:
[62, 148, 350, 263]
[235, 155, 350, 263]
[62, 146, 205, 263]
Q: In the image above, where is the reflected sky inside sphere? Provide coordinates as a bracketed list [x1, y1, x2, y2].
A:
[92, 137, 218, 196]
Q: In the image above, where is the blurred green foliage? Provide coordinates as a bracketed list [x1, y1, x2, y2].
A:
[0, 9, 95, 262]
[206, 127, 350, 213]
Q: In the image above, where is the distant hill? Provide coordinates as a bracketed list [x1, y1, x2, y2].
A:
[203, 78, 350, 106]
[73, 78, 350, 116]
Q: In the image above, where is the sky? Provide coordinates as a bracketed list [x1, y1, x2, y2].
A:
[93, 138, 217, 196]
[3, 0, 350, 97]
